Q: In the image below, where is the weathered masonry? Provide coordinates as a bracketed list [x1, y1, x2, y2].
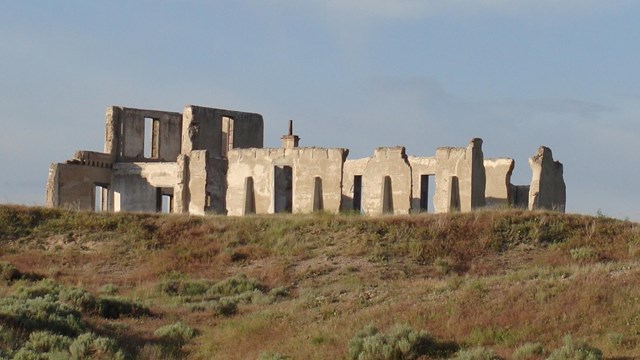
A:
[46, 105, 566, 215]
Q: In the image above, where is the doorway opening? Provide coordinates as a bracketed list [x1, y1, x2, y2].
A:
[419, 175, 435, 212]
[274, 166, 293, 213]
[382, 176, 393, 214]
[352, 175, 362, 212]
[313, 177, 324, 211]
[156, 187, 173, 214]
[244, 177, 256, 215]
[94, 184, 108, 212]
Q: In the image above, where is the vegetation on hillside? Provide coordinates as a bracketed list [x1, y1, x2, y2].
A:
[0, 205, 638, 359]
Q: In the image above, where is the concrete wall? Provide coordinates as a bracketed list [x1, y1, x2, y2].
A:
[341, 158, 370, 212]
[226, 147, 347, 215]
[408, 156, 437, 213]
[434, 138, 486, 213]
[361, 147, 412, 215]
[185, 151, 208, 215]
[182, 105, 263, 159]
[46, 163, 112, 210]
[112, 162, 178, 213]
[484, 158, 514, 208]
[105, 107, 182, 162]
[529, 146, 566, 212]
[206, 157, 228, 214]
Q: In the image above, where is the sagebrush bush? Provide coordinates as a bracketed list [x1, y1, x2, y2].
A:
[68, 332, 125, 360]
[22, 331, 72, 353]
[348, 324, 436, 360]
[59, 287, 97, 312]
[0, 261, 20, 283]
[258, 352, 292, 360]
[207, 274, 262, 297]
[96, 296, 150, 319]
[546, 335, 602, 360]
[451, 346, 499, 360]
[513, 342, 544, 359]
[154, 322, 197, 357]
[210, 297, 238, 317]
[0, 295, 84, 336]
[98, 283, 118, 295]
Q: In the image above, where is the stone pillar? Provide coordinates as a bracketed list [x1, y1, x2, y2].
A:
[528, 146, 566, 212]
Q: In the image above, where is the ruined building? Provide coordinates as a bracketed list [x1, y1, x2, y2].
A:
[45, 105, 566, 215]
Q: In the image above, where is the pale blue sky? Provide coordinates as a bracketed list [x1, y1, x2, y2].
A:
[1, 1, 638, 220]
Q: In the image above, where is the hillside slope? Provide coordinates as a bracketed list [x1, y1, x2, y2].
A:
[0, 205, 639, 359]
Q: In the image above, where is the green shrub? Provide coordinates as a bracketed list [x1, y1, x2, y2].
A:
[0, 296, 84, 336]
[258, 352, 292, 360]
[158, 279, 212, 297]
[547, 335, 602, 360]
[154, 322, 196, 357]
[452, 346, 499, 360]
[0, 261, 20, 283]
[347, 324, 436, 360]
[22, 331, 72, 353]
[513, 342, 544, 359]
[14, 279, 62, 300]
[59, 287, 96, 312]
[68, 332, 124, 360]
[95, 296, 150, 319]
[570, 247, 597, 262]
[210, 298, 238, 317]
[207, 274, 262, 297]
[99, 284, 118, 295]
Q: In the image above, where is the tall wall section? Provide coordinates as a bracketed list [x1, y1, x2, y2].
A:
[226, 147, 347, 215]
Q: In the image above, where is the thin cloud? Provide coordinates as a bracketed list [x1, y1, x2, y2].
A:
[266, 0, 614, 21]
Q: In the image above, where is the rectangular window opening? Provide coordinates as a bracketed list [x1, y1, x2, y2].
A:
[420, 175, 435, 213]
[274, 165, 293, 213]
[352, 175, 362, 212]
[144, 117, 159, 159]
[313, 177, 324, 211]
[156, 187, 173, 214]
[94, 185, 108, 212]
[221, 116, 235, 157]
[382, 176, 393, 214]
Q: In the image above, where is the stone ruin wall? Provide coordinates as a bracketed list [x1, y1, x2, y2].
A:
[45, 104, 566, 216]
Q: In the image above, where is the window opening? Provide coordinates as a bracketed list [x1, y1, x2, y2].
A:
[419, 175, 435, 212]
[221, 116, 234, 157]
[382, 176, 393, 214]
[244, 177, 256, 215]
[156, 187, 173, 214]
[144, 118, 159, 159]
[274, 165, 293, 213]
[313, 177, 323, 211]
[352, 175, 362, 212]
[450, 176, 461, 212]
[94, 185, 108, 212]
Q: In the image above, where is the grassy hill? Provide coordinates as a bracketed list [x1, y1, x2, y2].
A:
[0, 205, 639, 359]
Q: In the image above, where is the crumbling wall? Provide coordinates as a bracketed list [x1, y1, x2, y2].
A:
[46, 163, 112, 210]
[408, 156, 437, 213]
[341, 158, 370, 212]
[484, 158, 514, 208]
[361, 147, 412, 215]
[206, 157, 228, 215]
[434, 138, 486, 213]
[529, 146, 566, 212]
[106, 107, 182, 162]
[291, 148, 347, 213]
[181, 106, 263, 159]
[226, 148, 346, 215]
[111, 162, 178, 212]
